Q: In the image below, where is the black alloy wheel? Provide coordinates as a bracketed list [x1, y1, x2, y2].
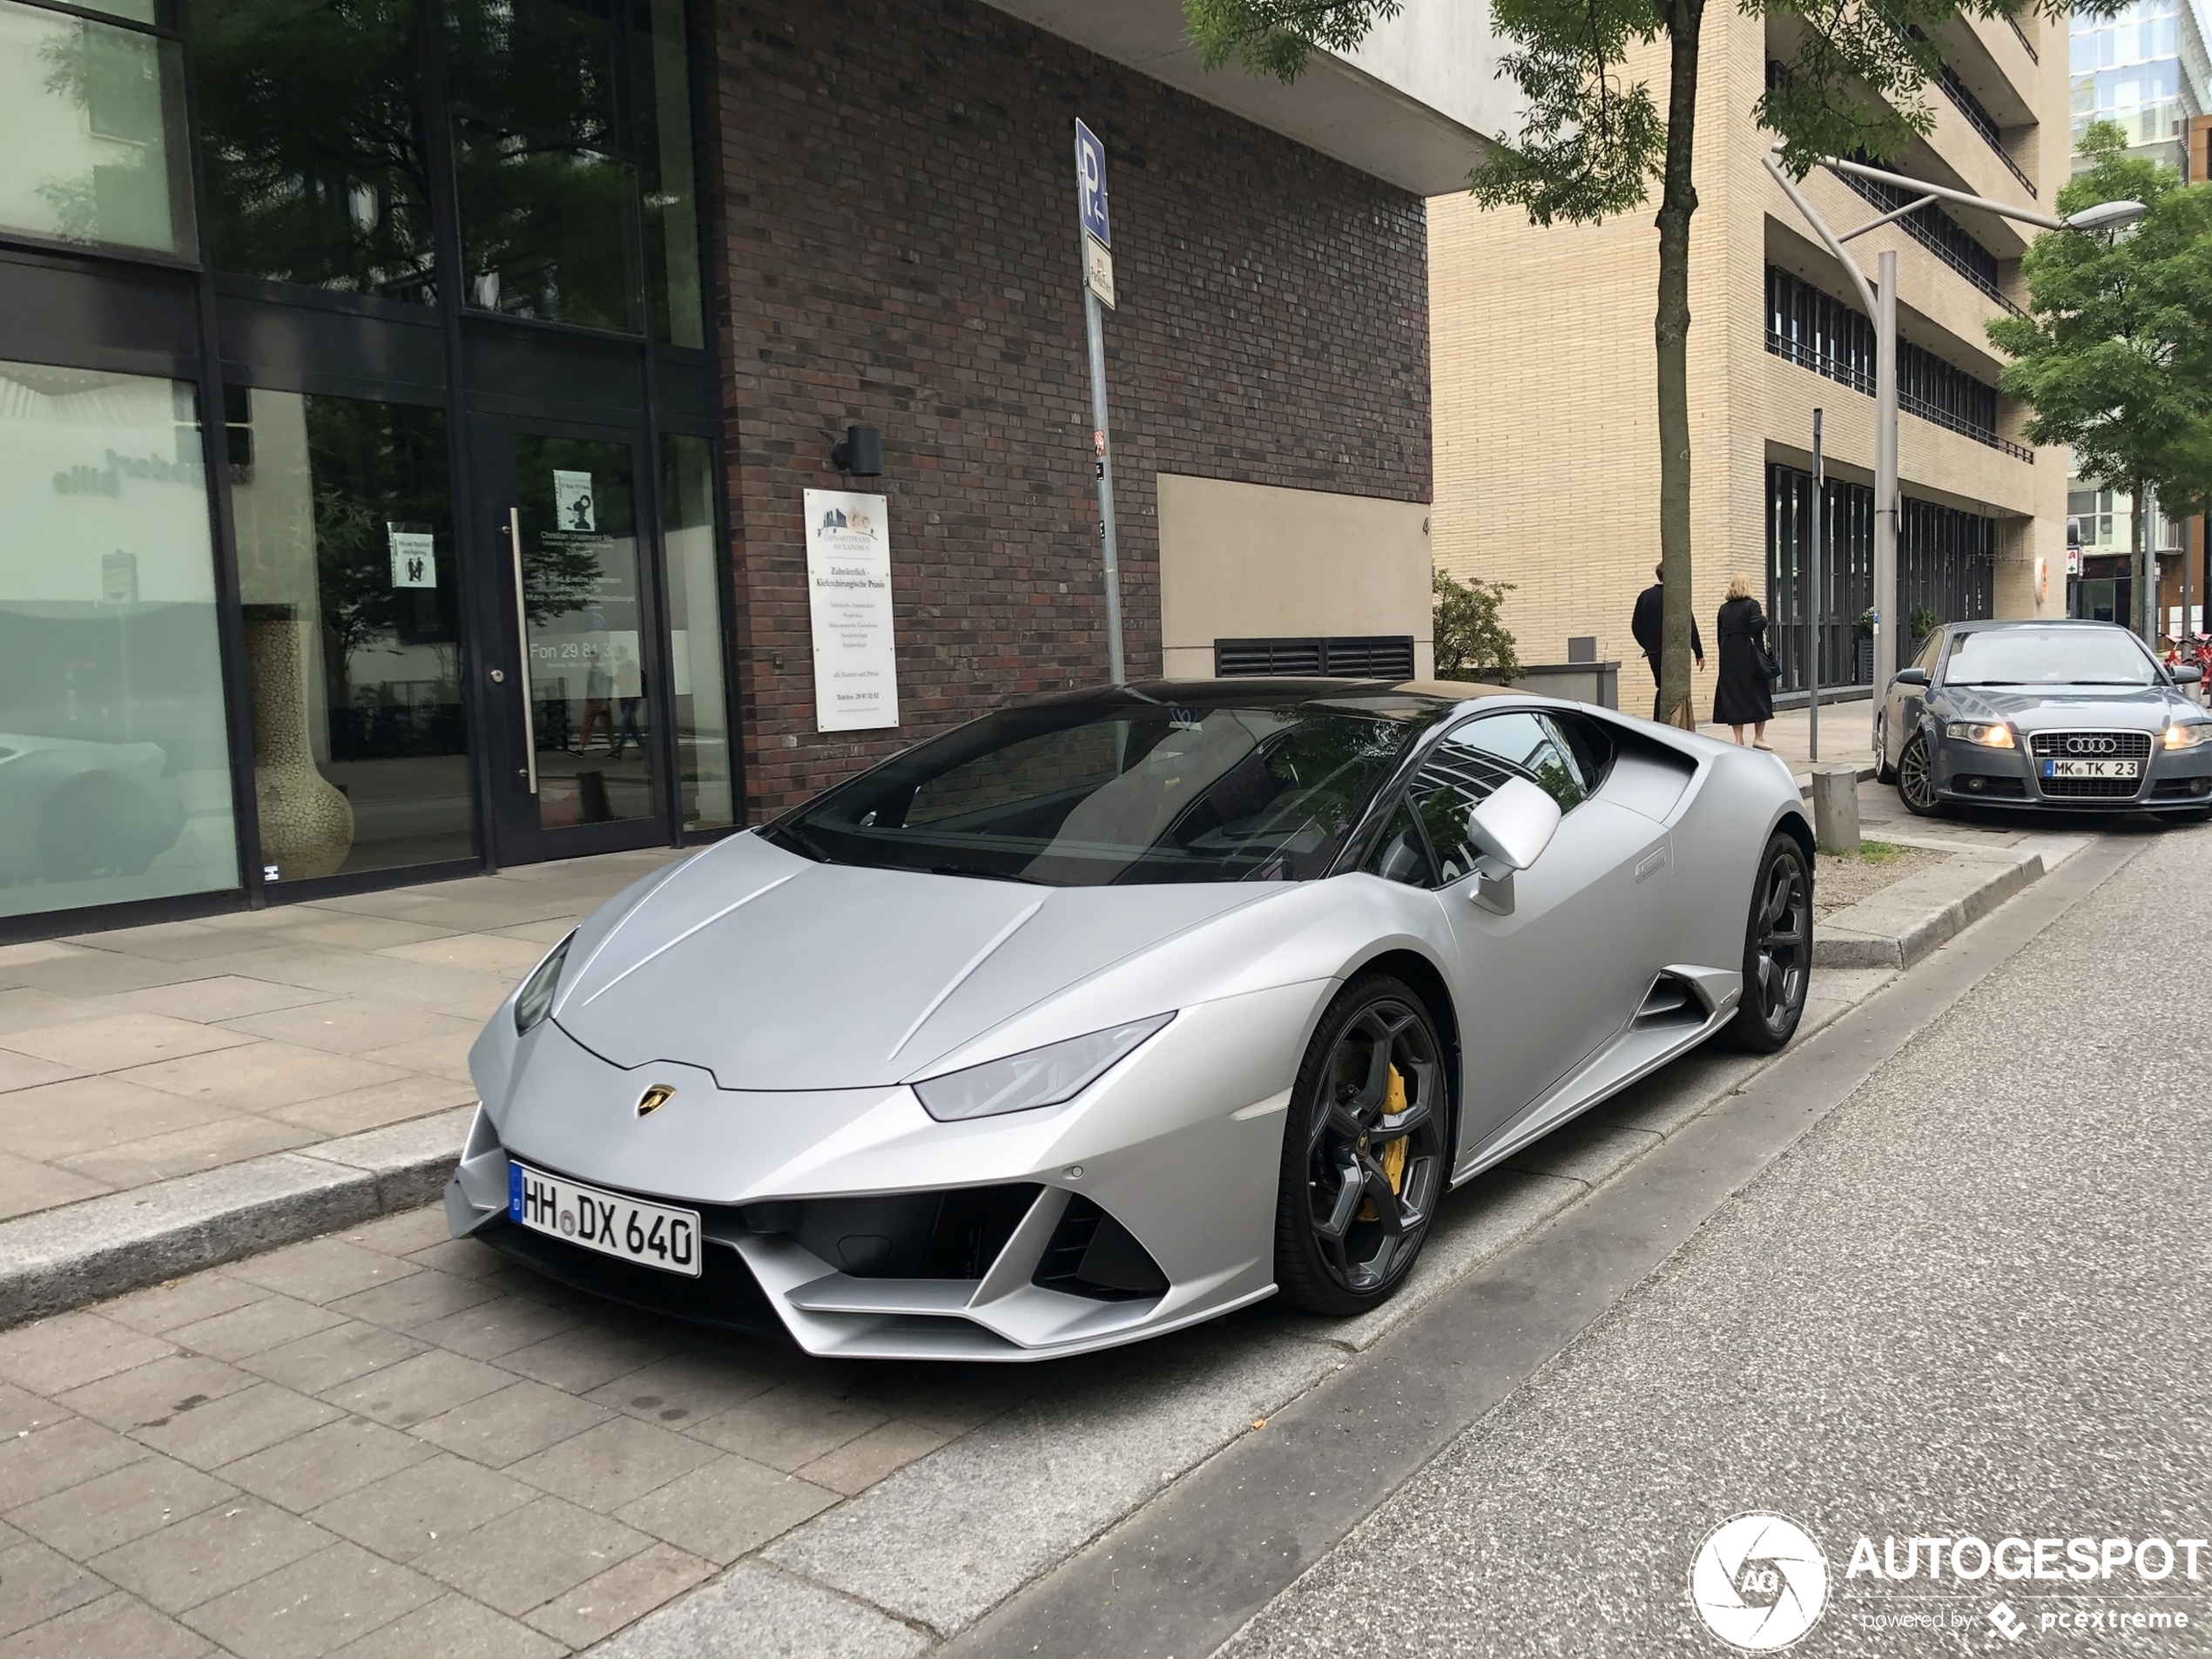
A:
[1273, 974, 1447, 1316]
[1721, 833, 1812, 1054]
[1898, 731, 1941, 816]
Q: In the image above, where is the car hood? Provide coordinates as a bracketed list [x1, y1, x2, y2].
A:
[1937, 685, 2190, 730]
[548, 833, 1278, 1089]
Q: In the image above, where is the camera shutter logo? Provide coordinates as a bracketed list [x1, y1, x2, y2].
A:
[1689, 1513, 1829, 1651]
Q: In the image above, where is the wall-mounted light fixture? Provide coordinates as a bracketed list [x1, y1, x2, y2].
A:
[830, 424, 882, 476]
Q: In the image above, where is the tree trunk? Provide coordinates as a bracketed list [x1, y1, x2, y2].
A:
[1654, 0, 1706, 728]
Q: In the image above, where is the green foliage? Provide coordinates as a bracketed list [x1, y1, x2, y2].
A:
[1986, 121, 2212, 517]
[1909, 604, 1939, 644]
[1432, 570, 1522, 680]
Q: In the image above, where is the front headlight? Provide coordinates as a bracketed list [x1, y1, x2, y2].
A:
[513, 932, 575, 1035]
[1946, 720, 2014, 748]
[2164, 722, 2212, 749]
[913, 1013, 1175, 1123]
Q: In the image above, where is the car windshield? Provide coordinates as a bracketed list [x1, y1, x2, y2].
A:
[1944, 628, 2160, 687]
[768, 694, 1447, 886]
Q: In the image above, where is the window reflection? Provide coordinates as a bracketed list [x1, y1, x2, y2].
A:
[0, 1, 194, 256]
[447, 0, 617, 148]
[634, 0, 703, 347]
[193, 0, 435, 301]
[231, 390, 474, 877]
[660, 435, 731, 826]
[456, 120, 639, 331]
[0, 362, 239, 916]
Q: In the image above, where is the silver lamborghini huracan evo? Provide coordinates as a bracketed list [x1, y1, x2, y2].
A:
[446, 679, 1815, 1361]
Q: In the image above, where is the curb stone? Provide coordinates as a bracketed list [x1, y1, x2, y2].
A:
[0, 1105, 473, 1328]
[1814, 839, 2069, 970]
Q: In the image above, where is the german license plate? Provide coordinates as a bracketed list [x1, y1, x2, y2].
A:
[2042, 759, 2139, 779]
[508, 1162, 701, 1278]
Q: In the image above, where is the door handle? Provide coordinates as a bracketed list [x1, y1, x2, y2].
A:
[507, 507, 537, 795]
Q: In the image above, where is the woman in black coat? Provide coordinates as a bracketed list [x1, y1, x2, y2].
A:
[1713, 576, 1775, 746]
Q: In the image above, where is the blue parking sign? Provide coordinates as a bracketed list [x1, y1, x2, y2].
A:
[1075, 119, 1110, 248]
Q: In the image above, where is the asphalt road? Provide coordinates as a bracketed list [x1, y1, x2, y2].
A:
[1211, 819, 2212, 1657]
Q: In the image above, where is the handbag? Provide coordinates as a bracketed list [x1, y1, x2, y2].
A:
[1754, 642, 1784, 683]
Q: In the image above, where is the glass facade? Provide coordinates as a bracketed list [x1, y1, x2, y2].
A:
[2069, 0, 2209, 169]
[0, 361, 239, 916]
[1766, 464, 1998, 694]
[0, 0, 731, 929]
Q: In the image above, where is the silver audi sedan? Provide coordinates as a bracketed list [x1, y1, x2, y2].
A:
[1876, 620, 2212, 819]
[447, 679, 1813, 1361]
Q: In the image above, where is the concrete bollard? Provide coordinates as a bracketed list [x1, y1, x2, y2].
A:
[1810, 764, 1861, 855]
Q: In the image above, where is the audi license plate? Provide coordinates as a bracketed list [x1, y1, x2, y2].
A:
[509, 1163, 700, 1278]
[2042, 759, 2140, 779]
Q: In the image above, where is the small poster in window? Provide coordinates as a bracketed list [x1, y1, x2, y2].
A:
[388, 526, 436, 589]
[553, 470, 597, 533]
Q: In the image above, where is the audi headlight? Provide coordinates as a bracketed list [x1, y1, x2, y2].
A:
[2165, 722, 2212, 749]
[513, 932, 574, 1035]
[913, 1013, 1175, 1123]
[1946, 720, 2014, 749]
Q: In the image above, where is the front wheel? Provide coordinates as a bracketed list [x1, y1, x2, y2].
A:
[1875, 711, 1897, 785]
[1720, 833, 1812, 1054]
[1272, 974, 1448, 1316]
[1898, 732, 1941, 816]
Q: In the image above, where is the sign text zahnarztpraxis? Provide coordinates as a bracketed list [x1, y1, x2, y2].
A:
[803, 489, 898, 732]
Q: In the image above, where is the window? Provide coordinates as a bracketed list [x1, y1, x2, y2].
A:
[193, 0, 436, 302]
[1406, 711, 1588, 887]
[659, 434, 732, 827]
[0, 361, 239, 917]
[230, 389, 472, 878]
[0, 0, 194, 256]
[1362, 802, 1437, 888]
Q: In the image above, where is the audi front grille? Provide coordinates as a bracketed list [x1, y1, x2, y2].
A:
[2029, 730, 2151, 800]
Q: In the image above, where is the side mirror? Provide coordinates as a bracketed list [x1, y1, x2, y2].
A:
[1892, 666, 1930, 688]
[1465, 776, 1561, 873]
[2172, 664, 2202, 685]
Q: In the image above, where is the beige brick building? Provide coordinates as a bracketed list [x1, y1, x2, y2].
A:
[1431, 9, 2071, 718]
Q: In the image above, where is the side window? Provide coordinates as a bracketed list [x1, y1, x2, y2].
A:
[1916, 630, 1946, 675]
[1405, 711, 1591, 886]
[1361, 803, 1438, 888]
[1546, 712, 1615, 798]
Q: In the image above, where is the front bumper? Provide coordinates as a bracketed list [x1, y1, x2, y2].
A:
[1931, 733, 2212, 812]
[445, 988, 1318, 1361]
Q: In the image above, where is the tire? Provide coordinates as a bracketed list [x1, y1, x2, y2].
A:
[1897, 731, 1941, 817]
[1721, 833, 1813, 1054]
[1272, 973, 1448, 1317]
[1874, 711, 1897, 785]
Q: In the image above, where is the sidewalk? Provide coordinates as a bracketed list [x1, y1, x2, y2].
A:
[1695, 698, 1875, 786]
[0, 851, 685, 1226]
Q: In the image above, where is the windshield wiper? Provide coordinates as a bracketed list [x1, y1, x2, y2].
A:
[766, 821, 836, 863]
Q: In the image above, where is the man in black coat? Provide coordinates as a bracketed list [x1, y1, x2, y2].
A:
[1631, 563, 1704, 720]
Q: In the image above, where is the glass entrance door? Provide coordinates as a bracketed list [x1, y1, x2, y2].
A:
[473, 415, 669, 862]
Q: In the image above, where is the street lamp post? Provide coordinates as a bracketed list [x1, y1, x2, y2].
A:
[1760, 145, 2148, 741]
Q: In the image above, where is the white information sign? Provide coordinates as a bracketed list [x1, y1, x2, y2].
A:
[1083, 233, 1116, 310]
[388, 527, 436, 589]
[804, 489, 898, 732]
[552, 469, 597, 532]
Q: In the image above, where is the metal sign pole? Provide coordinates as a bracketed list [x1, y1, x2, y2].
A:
[1073, 121, 1125, 685]
[1810, 408, 1823, 765]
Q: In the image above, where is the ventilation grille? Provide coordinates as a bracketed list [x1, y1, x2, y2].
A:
[1633, 973, 1706, 1028]
[1213, 636, 1415, 680]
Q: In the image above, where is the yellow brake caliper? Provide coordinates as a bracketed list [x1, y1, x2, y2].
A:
[1356, 1064, 1410, 1222]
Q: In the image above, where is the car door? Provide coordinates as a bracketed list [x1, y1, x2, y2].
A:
[1885, 629, 1946, 762]
[1401, 710, 1669, 1163]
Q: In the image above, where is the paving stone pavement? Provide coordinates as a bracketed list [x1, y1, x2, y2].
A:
[0, 954, 1910, 1659]
[0, 851, 686, 1226]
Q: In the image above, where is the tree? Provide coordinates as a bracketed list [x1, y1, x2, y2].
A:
[1186, 0, 2089, 721]
[1986, 121, 2212, 640]
[1432, 570, 1523, 678]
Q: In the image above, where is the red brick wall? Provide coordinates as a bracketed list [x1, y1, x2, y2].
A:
[709, 0, 1431, 819]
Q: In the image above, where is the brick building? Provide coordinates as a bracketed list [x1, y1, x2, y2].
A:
[0, 0, 1504, 936]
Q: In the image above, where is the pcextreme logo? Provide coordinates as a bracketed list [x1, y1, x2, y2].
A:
[1689, 1513, 1831, 1651]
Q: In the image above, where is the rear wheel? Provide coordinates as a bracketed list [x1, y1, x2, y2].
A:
[1272, 974, 1447, 1316]
[1898, 732, 1941, 816]
[1721, 833, 1812, 1054]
